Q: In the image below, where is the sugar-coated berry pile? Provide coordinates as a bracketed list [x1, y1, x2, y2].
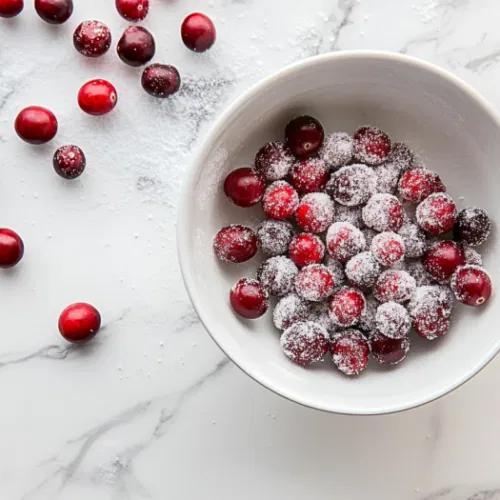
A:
[214, 117, 494, 376]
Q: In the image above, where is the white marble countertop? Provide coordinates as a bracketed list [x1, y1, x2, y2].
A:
[1, 0, 500, 498]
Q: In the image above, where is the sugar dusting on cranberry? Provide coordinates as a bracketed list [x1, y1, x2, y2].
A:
[353, 126, 391, 165]
[254, 141, 294, 181]
[453, 207, 491, 247]
[398, 221, 427, 258]
[388, 142, 414, 170]
[53, 145, 86, 179]
[375, 301, 410, 339]
[320, 132, 353, 170]
[371, 332, 410, 365]
[451, 265, 492, 307]
[257, 219, 295, 257]
[358, 295, 378, 335]
[307, 302, 338, 335]
[362, 193, 404, 232]
[463, 246, 483, 266]
[295, 264, 335, 302]
[398, 168, 446, 203]
[230, 278, 269, 319]
[326, 221, 366, 263]
[326, 164, 377, 207]
[374, 270, 416, 304]
[416, 193, 457, 235]
[335, 204, 364, 228]
[329, 287, 366, 327]
[281, 321, 330, 367]
[258, 256, 298, 297]
[262, 181, 299, 220]
[73, 20, 112, 58]
[285, 115, 324, 157]
[290, 158, 328, 194]
[345, 251, 381, 289]
[332, 330, 370, 376]
[273, 294, 310, 331]
[375, 160, 403, 195]
[289, 233, 325, 268]
[295, 193, 335, 233]
[324, 255, 346, 290]
[213, 225, 258, 263]
[371, 232, 405, 266]
[142, 64, 181, 98]
[406, 259, 434, 286]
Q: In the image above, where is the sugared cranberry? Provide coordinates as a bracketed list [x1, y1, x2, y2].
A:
[273, 294, 309, 330]
[353, 126, 391, 166]
[398, 221, 427, 258]
[375, 301, 410, 339]
[345, 251, 381, 289]
[281, 321, 329, 367]
[115, 0, 149, 21]
[257, 220, 295, 257]
[371, 332, 410, 365]
[261, 181, 299, 220]
[258, 256, 298, 297]
[326, 221, 366, 263]
[117, 26, 155, 67]
[424, 240, 465, 283]
[463, 246, 482, 266]
[373, 270, 416, 303]
[326, 164, 377, 207]
[285, 115, 324, 157]
[295, 193, 335, 233]
[362, 194, 404, 232]
[332, 330, 370, 376]
[181, 12, 216, 52]
[224, 168, 265, 207]
[398, 168, 446, 203]
[358, 295, 378, 335]
[451, 265, 492, 306]
[58, 302, 101, 344]
[73, 21, 111, 58]
[374, 160, 403, 195]
[324, 255, 346, 289]
[15, 106, 57, 145]
[416, 193, 457, 235]
[230, 278, 269, 319]
[371, 231, 405, 266]
[290, 158, 328, 194]
[78, 79, 117, 116]
[0, 0, 23, 17]
[53, 145, 86, 179]
[254, 141, 294, 181]
[335, 204, 364, 228]
[320, 132, 353, 170]
[34, 0, 72, 24]
[453, 207, 491, 247]
[307, 302, 338, 334]
[0, 228, 24, 268]
[288, 233, 325, 267]
[388, 142, 414, 169]
[213, 225, 257, 263]
[142, 64, 181, 98]
[406, 259, 434, 286]
[329, 287, 366, 327]
[295, 264, 335, 302]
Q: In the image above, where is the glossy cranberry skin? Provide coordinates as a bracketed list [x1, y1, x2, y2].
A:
[0, 229, 24, 268]
[58, 302, 101, 344]
[15, 106, 57, 145]
[115, 0, 149, 21]
[288, 233, 325, 268]
[73, 21, 112, 58]
[285, 115, 324, 157]
[181, 12, 216, 52]
[213, 225, 258, 263]
[117, 26, 155, 67]
[453, 207, 491, 247]
[34, 0, 73, 24]
[142, 64, 181, 98]
[262, 181, 299, 220]
[290, 158, 328, 194]
[451, 265, 492, 306]
[53, 145, 86, 179]
[230, 278, 269, 319]
[0, 0, 23, 17]
[78, 80, 117, 116]
[223, 168, 265, 207]
[371, 332, 409, 365]
[424, 241, 465, 283]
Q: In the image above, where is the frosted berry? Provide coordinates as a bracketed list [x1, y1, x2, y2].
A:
[58, 303, 101, 344]
[398, 221, 427, 258]
[424, 240, 465, 283]
[280, 321, 329, 367]
[213, 225, 257, 263]
[289, 233, 325, 267]
[290, 158, 328, 194]
[371, 332, 410, 365]
[463, 246, 482, 266]
[375, 160, 403, 195]
[451, 265, 492, 307]
[453, 207, 491, 247]
[181, 12, 216, 52]
[257, 220, 295, 257]
[362, 194, 404, 232]
[374, 270, 416, 303]
[319, 132, 353, 170]
[326, 164, 377, 207]
[371, 231, 405, 266]
[142, 64, 181, 98]
[117, 26, 155, 67]
[324, 255, 346, 289]
[78, 79, 117, 116]
[353, 126, 391, 165]
[273, 294, 309, 330]
[35, 0, 73, 24]
[406, 259, 434, 286]
[295, 264, 335, 302]
[398, 168, 445, 203]
[0, 228, 24, 268]
[326, 221, 366, 263]
[254, 141, 294, 181]
[306, 302, 338, 335]
[358, 295, 378, 335]
[329, 287, 366, 327]
[73, 21, 112, 58]
[285, 115, 324, 157]
[295, 193, 335, 234]
[258, 256, 298, 297]
[116, 0, 149, 21]
[15, 106, 57, 145]
[345, 251, 381, 289]
[375, 301, 410, 339]
[230, 278, 269, 319]
[416, 193, 457, 235]
[0, 0, 23, 17]
[388, 142, 414, 170]
[53, 145, 86, 179]
[224, 168, 265, 207]
[262, 181, 299, 220]
[335, 204, 364, 228]
[332, 330, 370, 376]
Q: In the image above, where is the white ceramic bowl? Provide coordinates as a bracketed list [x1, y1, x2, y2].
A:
[177, 51, 499, 414]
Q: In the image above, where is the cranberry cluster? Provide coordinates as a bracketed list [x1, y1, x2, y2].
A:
[214, 118, 493, 376]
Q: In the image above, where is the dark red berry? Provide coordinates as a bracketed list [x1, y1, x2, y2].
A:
[141, 64, 181, 98]
[326, 221, 366, 263]
[73, 20, 112, 58]
[115, 0, 149, 21]
[362, 194, 404, 232]
[181, 12, 216, 52]
[371, 231, 405, 266]
[15, 106, 57, 145]
[258, 256, 298, 297]
[0, 228, 24, 268]
[451, 265, 492, 306]
[424, 240, 465, 283]
[295, 193, 335, 233]
[288, 233, 325, 268]
[290, 158, 328, 194]
[326, 164, 377, 207]
[280, 321, 329, 367]
[398, 168, 446, 203]
[254, 141, 294, 181]
[329, 287, 366, 327]
[257, 220, 295, 257]
[58, 302, 101, 344]
[285, 115, 324, 157]
[295, 264, 335, 302]
[373, 270, 416, 303]
[53, 145, 86, 179]
[371, 332, 410, 365]
[34, 0, 73, 24]
[453, 207, 491, 247]
[213, 225, 257, 263]
[332, 330, 370, 376]
[230, 278, 269, 319]
[78, 79, 117, 116]
[353, 126, 391, 165]
[0, 0, 23, 17]
[223, 168, 265, 208]
[416, 193, 457, 235]
[117, 26, 155, 67]
[261, 181, 299, 220]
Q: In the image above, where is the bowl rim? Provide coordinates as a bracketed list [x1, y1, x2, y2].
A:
[177, 50, 500, 415]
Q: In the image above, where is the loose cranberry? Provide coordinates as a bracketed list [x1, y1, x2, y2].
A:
[0, 0, 23, 17]
[58, 302, 101, 344]
[295, 193, 335, 234]
[326, 164, 377, 207]
[181, 12, 216, 52]
[78, 79, 117, 116]
[373, 270, 416, 303]
[115, 0, 149, 21]
[73, 21, 112, 58]
[15, 106, 57, 145]
[280, 321, 329, 367]
[345, 251, 381, 289]
[289, 158, 328, 194]
[453, 207, 491, 247]
[223, 168, 265, 208]
[329, 287, 366, 327]
[424, 240, 465, 283]
[320, 132, 353, 170]
[34, 0, 73, 24]
[117, 26, 155, 67]
[371, 231, 405, 266]
[288, 233, 325, 267]
[230, 278, 269, 319]
[254, 141, 294, 181]
[53, 145, 86, 179]
[326, 221, 366, 263]
[258, 256, 298, 297]
[213, 225, 257, 264]
[261, 181, 299, 220]
[416, 193, 457, 235]
[362, 194, 404, 232]
[332, 330, 370, 376]
[353, 126, 391, 165]
[0, 228, 24, 268]
[273, 294, 310, 330]
[295, 264, 335, 302]
[375, 301, 411, 339]
[142, 64, 181, 98]
[371, 332, 410, 365]
[451, 265, 492, 306]
[398, 168, 446, 203]
[257, 220, 295, 257]
[285, 115, 324, 157]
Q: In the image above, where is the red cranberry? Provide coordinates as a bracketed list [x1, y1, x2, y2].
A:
[58, 302, 101, 344]
[142, 64, 181, 98]
[362, 194, 404, 232]
[290, 158, 328, 194]
[373, 270, 416, 303]
[371, 231, 405, 266]
[371, 332, 410, 365]
[398, 168, 446, 203]
[230, 278, 269, 319]
[325, 255, 346, 289]
[280, 321, 329, 367]
[329, 287, 366, 327]
[295, 264, 335, 302]
[257, 220, 295, 257]
[388, 142, 415, 169]
[375, 301, 411, 339]
[285, 115, 324, 157]
[181, 12, 216, 52]
[223, 168, 265, 208]
[15, 106, 57, 145]
[424, 240, 465, 283]
[345, 251, 381, 289]
[117, 26, 155, 67]
[353, 126, 391, 165]
[332, 330, 370, 376]
[416, 193, 457, 235]
[258, 256, 298, 297]
[306, 302, 338, 334]
[295, 193, 335, 233]
[0, 0, 23, 17]
[273, 294, 309, 330]
[261, 181, 299, 220]
[451, 265, 492, 306]
[213, 225, 257, 264]
[326, 165, 377, 207]
[53, 145, 86, 179]
[289, 233, 325, 268]
[0, 228, 24, 268]
[320, 132, 353, 170]
[453, 207, 491, 247]
[326, 221, 366, 263]
[73, 21, 112, 58]
[34, 0, 72, 24]
[254, 141, 294, 181]
[78, 79, 117, 116]
[115, 0, 149, 21]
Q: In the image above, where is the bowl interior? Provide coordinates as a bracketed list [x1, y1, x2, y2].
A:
[179, 52, 500, 414]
